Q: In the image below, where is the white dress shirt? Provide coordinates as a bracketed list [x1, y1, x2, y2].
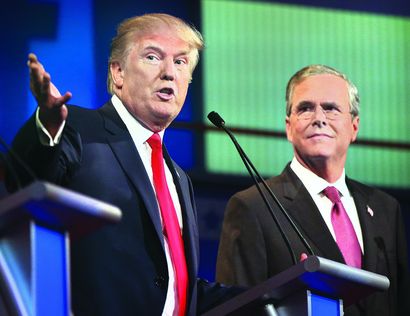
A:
[290, 157, 364, 252]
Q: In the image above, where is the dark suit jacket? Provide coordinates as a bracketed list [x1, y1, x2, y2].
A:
[216, 164, 410, 316]
[11, 101, 237, 316]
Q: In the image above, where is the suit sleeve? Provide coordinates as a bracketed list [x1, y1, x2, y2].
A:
[395, 205, 410, 315]
[10, 109, 82, 187]
[216, 193, 269, 286]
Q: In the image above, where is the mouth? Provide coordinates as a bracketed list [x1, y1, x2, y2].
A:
[156, 87, 175, 101]
[308, 133, 332, 140]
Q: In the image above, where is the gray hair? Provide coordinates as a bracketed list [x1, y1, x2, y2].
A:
[285, 64, 360, 117]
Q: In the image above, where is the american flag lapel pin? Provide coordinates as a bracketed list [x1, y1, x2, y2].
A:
[367, 205, 374, 217]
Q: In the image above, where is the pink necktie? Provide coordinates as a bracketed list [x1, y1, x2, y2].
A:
[323, 186, 362, 268]
[147, 133, 188, 316]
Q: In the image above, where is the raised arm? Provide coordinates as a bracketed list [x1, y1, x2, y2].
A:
[27, 53, 72, 138]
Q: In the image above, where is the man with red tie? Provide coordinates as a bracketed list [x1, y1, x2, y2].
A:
[216, 65, 410, 315]
[12, 13, 239, 316]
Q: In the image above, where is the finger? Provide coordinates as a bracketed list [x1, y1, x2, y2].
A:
[51, 93, 72, 109]
[299, 253, 308, 262]
[59, 92, 72, 105]
[27, 53, 38, 66]
[41, 72, 51, 94]
[29, 61, 45, 89]
[27, 54, 43, 76]
[28, 54, 46, 80]
[30, 70, 50, 100]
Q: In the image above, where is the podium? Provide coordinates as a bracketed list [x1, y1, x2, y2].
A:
[203, 256, 389, 316]
[0, 181, 122, 316]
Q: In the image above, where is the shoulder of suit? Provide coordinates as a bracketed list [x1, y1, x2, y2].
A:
[64, 103, 110, 139]
[230, 164, 291, 198]
[66, 102, 114, 122]
[66, 104, 101, 119]
[230, 173, 282, 202]
[347, 177, 399, 205]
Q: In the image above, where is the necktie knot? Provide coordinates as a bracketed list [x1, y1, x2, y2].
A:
[323, 186, 341, 204]
[147, 133, 162, 150]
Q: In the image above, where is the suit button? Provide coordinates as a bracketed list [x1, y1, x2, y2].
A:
[154, 276, 166, 288]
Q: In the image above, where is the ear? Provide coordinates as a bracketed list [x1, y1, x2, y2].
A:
[285, 116, 293, 143]
[110, 62, 124, 89]
[350, 116, 360, 143]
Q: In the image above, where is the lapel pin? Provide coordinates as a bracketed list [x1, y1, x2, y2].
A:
[367, 205, 374, 217]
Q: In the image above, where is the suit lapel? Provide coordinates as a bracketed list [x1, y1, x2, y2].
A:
[347, 179, 378, 272]
[99, 102, 164, 245]
[278, 166, 346, 263]
[345, 179, 379, 312]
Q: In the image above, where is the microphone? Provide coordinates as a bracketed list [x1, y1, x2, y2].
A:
[208, 111, 315, 264]
[207, 111, 225, 128]
[0, 135, 37, 189]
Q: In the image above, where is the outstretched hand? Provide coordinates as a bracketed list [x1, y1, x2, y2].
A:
[28, 53, 72, 138]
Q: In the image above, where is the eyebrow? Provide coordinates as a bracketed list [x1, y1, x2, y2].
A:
[142, 45, 191, 59]
[142, 45, 164, 56]
[295, 101, 314, 109]
[295, 101, 340, 109]
[321, 102, 338, 106]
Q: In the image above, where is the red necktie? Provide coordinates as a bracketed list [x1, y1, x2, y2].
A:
[147, 133, 188, 316]
[323, 186, 362, 268]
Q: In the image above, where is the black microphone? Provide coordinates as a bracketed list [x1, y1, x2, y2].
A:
[207, 111, 225, 128]
[0, 135, 37, 189]
[208, 111, 315, 264]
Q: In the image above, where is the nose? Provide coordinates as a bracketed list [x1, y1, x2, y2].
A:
[160, 59, 175, 81]
[312, 107, 327, 127]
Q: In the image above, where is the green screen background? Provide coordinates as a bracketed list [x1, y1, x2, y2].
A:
[201, 0, 410, 188]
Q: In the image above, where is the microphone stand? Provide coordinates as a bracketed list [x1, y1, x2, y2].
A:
[208, 111, 315, 264]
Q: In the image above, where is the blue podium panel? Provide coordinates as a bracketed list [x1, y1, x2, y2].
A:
[0, 221, 32, 316]
[33, 223, 69, 316]
[308, 291, 342, 316]
[275, 289, 343, 316]
[0, 221, 71, 316]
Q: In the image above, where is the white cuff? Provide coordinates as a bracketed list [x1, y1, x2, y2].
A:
[35, 107, 66, 146]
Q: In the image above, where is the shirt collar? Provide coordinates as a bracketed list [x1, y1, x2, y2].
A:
[111, 94, 165, 144]
[290, 157, 350, 197]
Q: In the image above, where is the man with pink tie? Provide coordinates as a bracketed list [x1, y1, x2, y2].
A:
[216, 64, 410, 315]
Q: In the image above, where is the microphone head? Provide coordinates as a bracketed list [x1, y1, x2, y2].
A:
[207, 111, 225, 128]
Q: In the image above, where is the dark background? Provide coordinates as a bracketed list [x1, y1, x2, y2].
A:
[0, 0, 409, 281]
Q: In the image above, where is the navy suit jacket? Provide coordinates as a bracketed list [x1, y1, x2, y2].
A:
[12, 101, 236, 315]
[216, 164, 410, 315]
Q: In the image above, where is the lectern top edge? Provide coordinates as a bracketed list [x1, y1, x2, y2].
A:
[201, 255, 390, 316]
[0, 181, 122, 236]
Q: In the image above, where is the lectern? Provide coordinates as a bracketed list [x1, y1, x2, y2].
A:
[0, 181, 122, 316]
[202, 255, 389, 316]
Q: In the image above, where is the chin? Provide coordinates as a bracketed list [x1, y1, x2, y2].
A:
[300, 147, 332, 159]
[155, 103, 180, 117]
[151, 113, 175, 129]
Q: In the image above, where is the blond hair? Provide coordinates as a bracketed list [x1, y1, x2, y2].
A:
[107, 13, 204, 94]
